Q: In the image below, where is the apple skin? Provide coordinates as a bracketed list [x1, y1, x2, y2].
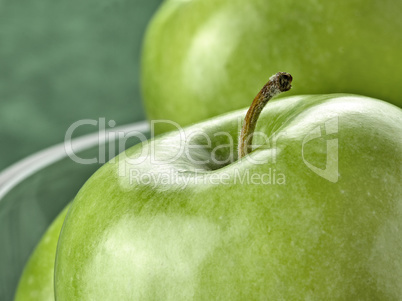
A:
[55, 94, 402, 299]
[142, 0, 402, 133]
[14, 206, 68, 301]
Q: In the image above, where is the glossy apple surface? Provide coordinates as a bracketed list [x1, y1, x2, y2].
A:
[14, 207, 68, 301]
[55, 94, 402, 299]
[142, 0, 402, 133]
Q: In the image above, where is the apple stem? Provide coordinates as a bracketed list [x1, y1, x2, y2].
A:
[238, 72, 293, 159]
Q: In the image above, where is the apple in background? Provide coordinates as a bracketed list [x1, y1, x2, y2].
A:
[142, 0, 402, 133]
[54, 77, 402, 299]
[14, 207, 68, 301]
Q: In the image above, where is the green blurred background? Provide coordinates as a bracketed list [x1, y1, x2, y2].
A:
[0, 0, 163, 172]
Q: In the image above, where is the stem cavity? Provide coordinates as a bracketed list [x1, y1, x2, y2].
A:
[238, 72, 293, 159]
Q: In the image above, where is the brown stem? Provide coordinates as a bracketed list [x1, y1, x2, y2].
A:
[238, 72, 293, 159]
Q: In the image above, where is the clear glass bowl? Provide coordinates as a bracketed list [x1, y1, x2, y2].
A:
[0, 121, 150, 301]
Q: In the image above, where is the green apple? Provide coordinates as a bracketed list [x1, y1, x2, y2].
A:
[142, 0, 402, 133]
[14, 206, 68, 301]
[55, 78, 402, 299]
